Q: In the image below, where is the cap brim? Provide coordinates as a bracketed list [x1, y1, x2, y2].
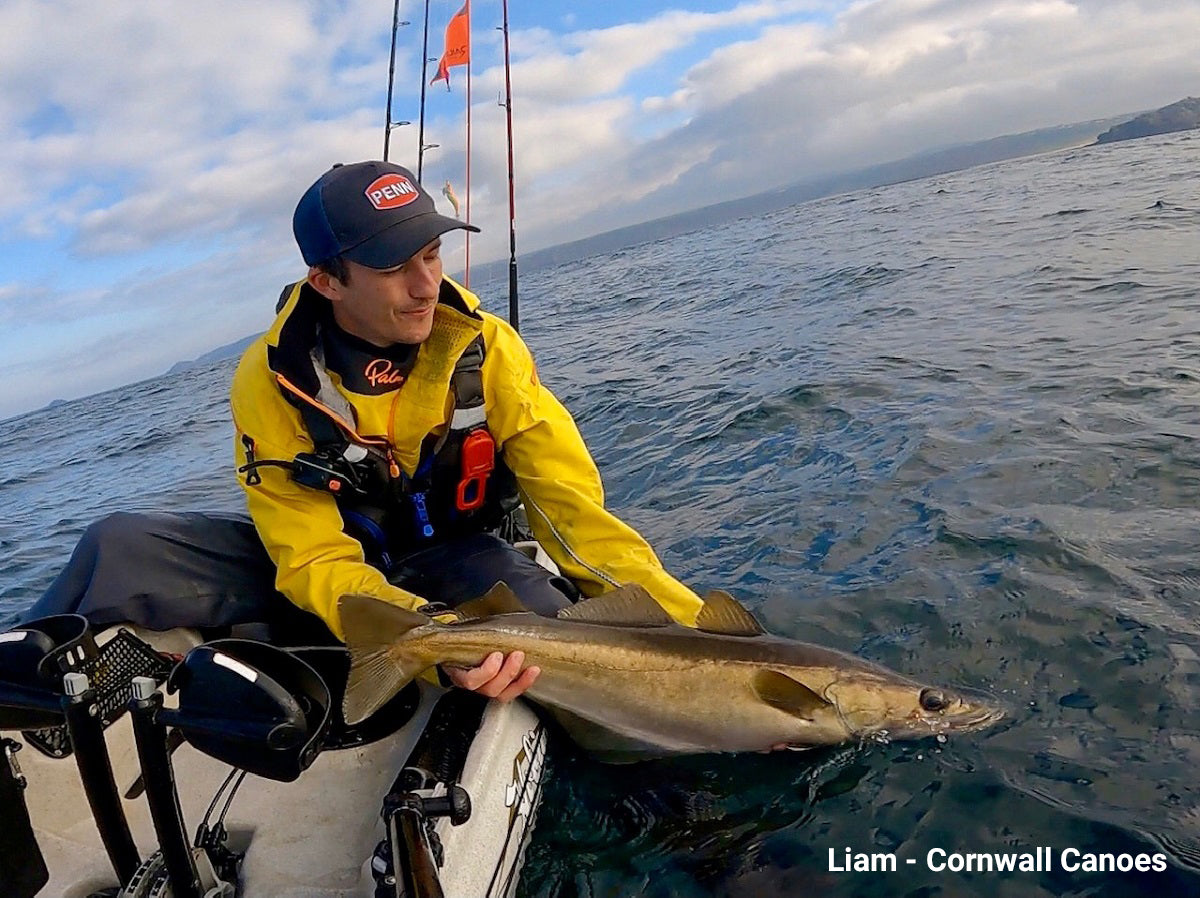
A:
[342, 212, 481, 269]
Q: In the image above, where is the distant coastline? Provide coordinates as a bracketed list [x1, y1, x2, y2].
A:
[165, 334, 257, 376]
[1095, 97, 1200, 145]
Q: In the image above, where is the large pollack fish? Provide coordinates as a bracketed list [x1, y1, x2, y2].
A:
[339, 584, 1002, 761]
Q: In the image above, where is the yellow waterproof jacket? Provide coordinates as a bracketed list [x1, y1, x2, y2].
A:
[230, 277, 703, 639]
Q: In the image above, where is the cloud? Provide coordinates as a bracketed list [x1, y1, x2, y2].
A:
[506, 1, 822, 103]
[494, 0, 1200, 247]
[0, 231, 297, 420]
[3, 0, 1200, 418]
[0, 0, 402, 247]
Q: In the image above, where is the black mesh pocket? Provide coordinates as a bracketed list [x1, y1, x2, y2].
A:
[22, 629, 174, 759]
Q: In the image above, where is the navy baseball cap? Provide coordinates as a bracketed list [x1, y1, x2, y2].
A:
[293, 161, 479, 268]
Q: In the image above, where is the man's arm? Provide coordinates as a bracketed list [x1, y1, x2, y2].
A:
[231, 344, 536, 699]
[231, 411, 424, 640]
[482, 318, 705, 626]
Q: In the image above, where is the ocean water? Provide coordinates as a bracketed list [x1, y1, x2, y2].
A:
[3, 131, 1200, 897]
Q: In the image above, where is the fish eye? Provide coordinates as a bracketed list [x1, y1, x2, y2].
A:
[919, 688, 950, 712]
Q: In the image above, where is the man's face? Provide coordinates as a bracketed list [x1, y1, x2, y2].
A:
[314, 238, 444, 346]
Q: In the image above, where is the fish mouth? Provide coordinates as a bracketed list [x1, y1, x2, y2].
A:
[887, 702, 1006, 740]
[946, 703, 1006, 731]
[917, 681, 1007, 734]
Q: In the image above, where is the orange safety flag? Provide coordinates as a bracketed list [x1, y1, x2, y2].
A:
[431, 1, 470, 89]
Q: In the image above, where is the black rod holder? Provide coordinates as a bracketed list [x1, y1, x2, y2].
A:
[61, 671, 140, 887]
[380, 778, 469, 898]
[129, 677, 203, 898]
[389, 801, 445, 898]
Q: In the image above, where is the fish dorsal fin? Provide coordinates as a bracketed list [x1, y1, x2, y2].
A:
[752, 670, 832, 721]
[556, 584, 675, 627]
[695, 590, 764, 636]
[455, 582, 529, 621]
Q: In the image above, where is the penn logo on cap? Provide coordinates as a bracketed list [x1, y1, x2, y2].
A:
[365, 173, 420, 211]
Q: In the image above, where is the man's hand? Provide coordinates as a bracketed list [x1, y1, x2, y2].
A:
[444, 651, 540, 702]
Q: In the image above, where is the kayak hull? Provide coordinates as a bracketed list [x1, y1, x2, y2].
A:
[13, 623, 546, 897]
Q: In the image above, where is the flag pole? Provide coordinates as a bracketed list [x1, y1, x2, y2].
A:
[500, 0, 519, 331]
[464, 13, 472, 288]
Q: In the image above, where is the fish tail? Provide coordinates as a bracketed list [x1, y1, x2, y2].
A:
[339, 594, 435, 725]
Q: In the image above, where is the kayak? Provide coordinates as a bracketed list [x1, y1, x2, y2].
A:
[0, 544, 555, 898]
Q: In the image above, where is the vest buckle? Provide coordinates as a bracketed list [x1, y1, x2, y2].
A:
[455, 430, 495, 512]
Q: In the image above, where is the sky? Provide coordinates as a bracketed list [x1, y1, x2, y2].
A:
[1, 0, 1199, 419]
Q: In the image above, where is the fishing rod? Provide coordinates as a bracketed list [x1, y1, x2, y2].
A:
[500, 0, 520, 332]
[382, 1, 410, 162]
[417, 0, 432, 181]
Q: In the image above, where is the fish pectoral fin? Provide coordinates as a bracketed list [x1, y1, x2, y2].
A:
[338, 594, 431, 726]
[696, 590, 765, 636]
[455, 582, 529, 620]
[752, 670, 833, 721]
[546, 707, 674, 763]
[556, 584, 676, 627]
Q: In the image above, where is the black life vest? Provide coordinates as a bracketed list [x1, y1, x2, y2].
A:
[241, 284, 520, 571]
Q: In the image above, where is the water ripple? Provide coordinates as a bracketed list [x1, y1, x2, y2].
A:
[4, 135, 1200, 896]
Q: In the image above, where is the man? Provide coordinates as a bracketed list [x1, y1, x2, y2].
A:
[230, 160, 704, 702]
